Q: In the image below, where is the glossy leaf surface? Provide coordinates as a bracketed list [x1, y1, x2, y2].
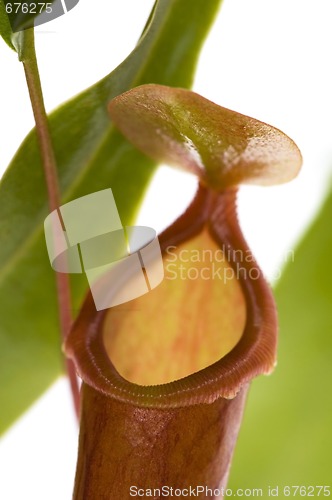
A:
[0, 0, 222, 433]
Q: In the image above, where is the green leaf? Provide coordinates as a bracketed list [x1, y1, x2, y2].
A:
[109, 84, 302, 190]
[230, 185, 332, 493]
[0, 0, 15, 50]
[0, 0, 222, 433]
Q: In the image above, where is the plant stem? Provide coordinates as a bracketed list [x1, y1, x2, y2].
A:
[19, 28, 80, 418]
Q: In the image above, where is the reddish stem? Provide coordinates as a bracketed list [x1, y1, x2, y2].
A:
[21, 29, 80, 417]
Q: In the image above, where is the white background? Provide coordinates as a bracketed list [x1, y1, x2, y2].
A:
[1, 0, 332, 498]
